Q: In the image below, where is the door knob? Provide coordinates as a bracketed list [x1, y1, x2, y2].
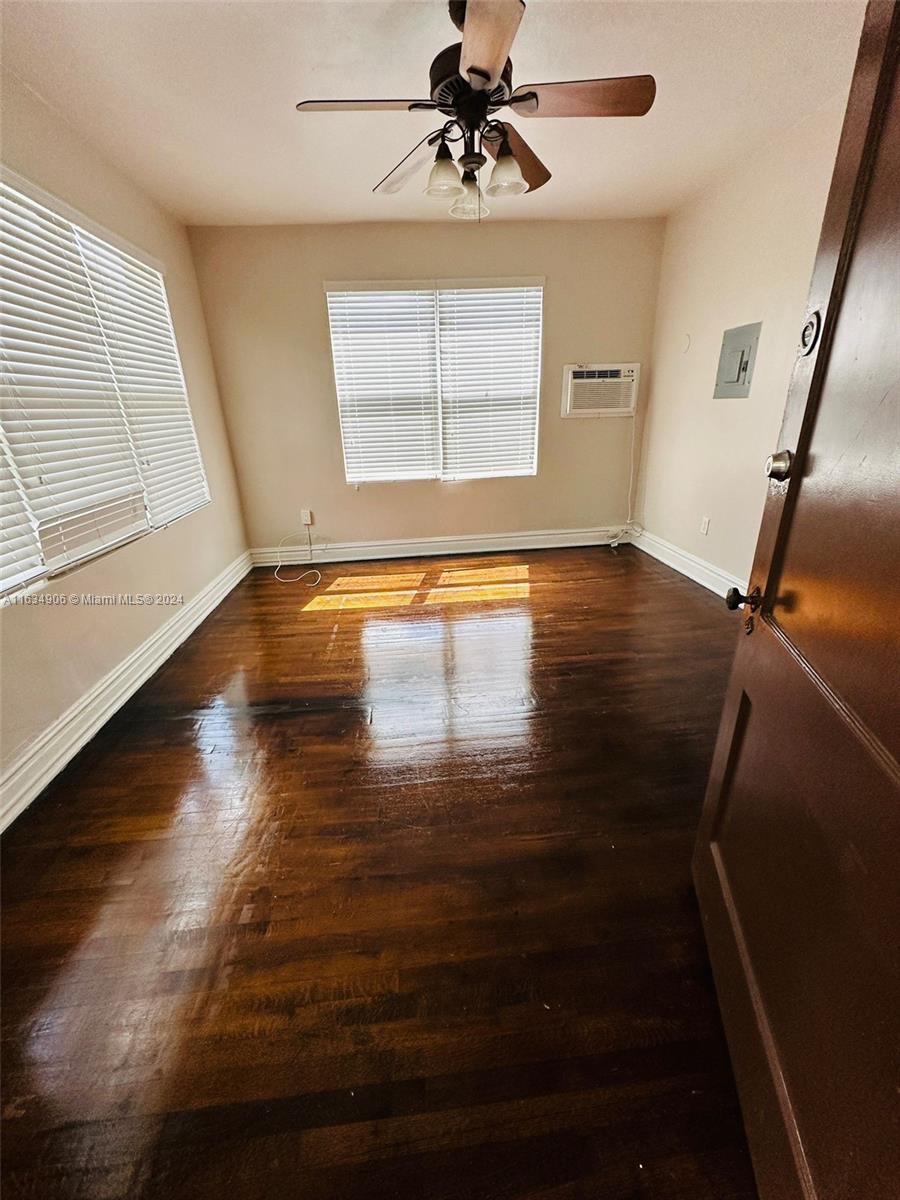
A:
[765, 449, 793, 480]
[725, 586, 761, 612]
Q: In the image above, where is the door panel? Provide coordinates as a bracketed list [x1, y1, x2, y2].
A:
[694, 5, 900, 1199]
[711, 625, 900, 1199]
[773, 64, 900, 754]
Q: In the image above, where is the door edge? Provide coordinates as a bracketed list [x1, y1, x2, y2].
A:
[693, 841, 812, 1200]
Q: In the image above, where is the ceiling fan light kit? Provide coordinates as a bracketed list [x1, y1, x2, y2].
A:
[425, 141, 466, 198]
[485, 137, 528, 196]
[296, 0, 656, 221]
[448, 170, 490, 221]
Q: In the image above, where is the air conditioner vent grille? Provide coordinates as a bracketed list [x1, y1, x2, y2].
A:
[561, 363, 639, 417]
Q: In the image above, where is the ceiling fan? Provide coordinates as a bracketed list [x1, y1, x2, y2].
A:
[296, 0, 656, 219]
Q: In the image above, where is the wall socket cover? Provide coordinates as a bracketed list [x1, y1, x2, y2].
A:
[700, 516, 710, 535]
[301, 509, 313, 526]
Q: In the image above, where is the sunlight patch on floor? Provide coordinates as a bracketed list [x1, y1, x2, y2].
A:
[437, 564, 529, 586]
[424, 583, 530, 605]
[303, 590, 417, 612]
[326, 572, 426, 592]
[306, 565, 531, 612]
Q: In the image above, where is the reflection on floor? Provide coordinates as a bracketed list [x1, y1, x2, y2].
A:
[361, 607, 533, 765]
[1, 547, 756, 1200]
[307, 564, 531, 612]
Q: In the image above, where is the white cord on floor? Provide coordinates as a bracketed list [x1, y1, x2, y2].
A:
[274, 526, 322, 586]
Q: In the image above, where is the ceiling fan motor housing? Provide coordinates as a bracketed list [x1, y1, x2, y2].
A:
[429, 43, 513, 116]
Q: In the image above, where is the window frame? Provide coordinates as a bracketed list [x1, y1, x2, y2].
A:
[324, 277, 544, 485]
[0, 168, 210, 597]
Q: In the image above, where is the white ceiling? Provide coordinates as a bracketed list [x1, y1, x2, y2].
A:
[2, 0, 865, 226]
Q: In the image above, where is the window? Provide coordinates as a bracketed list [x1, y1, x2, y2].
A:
[0, 176, 209, 596]
[326, 279, 542, 483]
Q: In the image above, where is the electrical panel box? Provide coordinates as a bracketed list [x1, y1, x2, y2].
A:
[714, 322, 762, 398]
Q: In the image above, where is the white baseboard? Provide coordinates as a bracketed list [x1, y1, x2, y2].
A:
[0, 551, 253, 833]
[632, 529, 746, 597]
[252, 526, 627, 567]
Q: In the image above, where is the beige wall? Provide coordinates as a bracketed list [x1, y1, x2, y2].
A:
[0, 71, 247, 766]
[635, 93, 850, 584]
[188, 220, 664, 550]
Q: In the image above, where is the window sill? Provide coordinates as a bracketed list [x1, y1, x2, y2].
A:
[346, 471, 538, 486]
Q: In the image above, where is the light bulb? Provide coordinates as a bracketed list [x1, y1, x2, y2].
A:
[424, 142, 464, 198]
[485, 140, 528, 197]
[448, 170, 490, 221]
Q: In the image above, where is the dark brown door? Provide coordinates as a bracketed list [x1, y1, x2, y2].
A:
[693, 5, 900, 1199]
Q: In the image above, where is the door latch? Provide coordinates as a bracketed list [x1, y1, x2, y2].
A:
[765, 449, 793, 481]
[725, 586, 761, 612]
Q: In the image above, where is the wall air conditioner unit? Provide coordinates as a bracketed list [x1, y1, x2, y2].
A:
[561, 363, 640, 417]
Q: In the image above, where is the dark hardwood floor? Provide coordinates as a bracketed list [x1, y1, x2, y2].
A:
[1, 546, 757, 1199]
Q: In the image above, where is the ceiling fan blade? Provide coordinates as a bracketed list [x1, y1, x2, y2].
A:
[296, 99, 436, 113]
[373, 132, 443, 194]
[484, 122, 551, 192]
[508, 75, 656, 118]
[461, 0, 525, 92]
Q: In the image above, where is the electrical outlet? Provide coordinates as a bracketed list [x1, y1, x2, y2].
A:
[699, 516, 710, 536]
[301, 509, 313, 526]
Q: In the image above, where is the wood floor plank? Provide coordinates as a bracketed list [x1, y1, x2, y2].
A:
[1, 547, 757, 1198]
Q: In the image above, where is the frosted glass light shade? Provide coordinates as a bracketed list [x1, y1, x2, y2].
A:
[448, 173, 489, 220]
[425, 156, 464, 198]
[485, 152, 527, 197]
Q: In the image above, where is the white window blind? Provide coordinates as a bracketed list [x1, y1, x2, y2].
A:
[438, 285, 542, 480]
[326, 287, 440, 483]
[76, 229, 209, 527]
[0, 432, 43, 592]
[325, 280, 542, 484]
[0, 177, 209, 595]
